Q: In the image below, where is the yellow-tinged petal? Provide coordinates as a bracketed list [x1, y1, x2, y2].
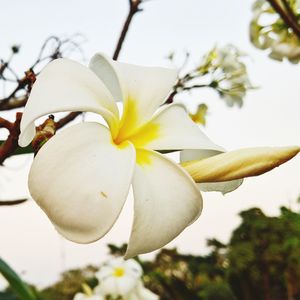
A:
[181, 146, 300, 183]
[19, 58, 119, 147]
[29, 122, 136, 243]
[181, 149, 243, 194]
[136, 104, 223, 152]
[90, 53, 178, 137]
[125, 149, 202, 259]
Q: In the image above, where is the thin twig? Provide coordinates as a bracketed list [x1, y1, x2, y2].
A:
[55, 0, 144, 130]
[55, 112, 82, 129]
[113, 0, 143, 60]
[267, 0, 300, 39]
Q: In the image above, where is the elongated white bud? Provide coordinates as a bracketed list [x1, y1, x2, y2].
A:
[181, 146, 300, 183]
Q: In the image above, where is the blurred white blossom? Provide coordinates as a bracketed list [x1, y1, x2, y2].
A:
[250, 0, 300, 63]
[200, 45, 252, 107]
[94, 257, 158, 300]
[73, 293, 103, 300]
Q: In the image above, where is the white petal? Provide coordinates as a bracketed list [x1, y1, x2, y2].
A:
[129, 104, 223, 151]
[124, 259, 143, 278]
[90, 53, 178, 136]
[94, 278, 117, 296]
[89, 53, 123, 101]
[116, 276, 139, 295]
[19, 58, 119, 147]
[73, 293, 86, 300]
[97, 276, 138, 296]
[199, 180, 243, 195]
[74, 294, 103, 300]
[28, 122, 135, 243]
[125, 150, 202, 258]
[181, 149, 243, 194]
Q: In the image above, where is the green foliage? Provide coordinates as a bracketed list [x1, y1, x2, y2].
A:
[0, 258, 37, 300]
[228, 207, 300, 300]
[38, 266, 98, 300]
[4, 206, 299, 300]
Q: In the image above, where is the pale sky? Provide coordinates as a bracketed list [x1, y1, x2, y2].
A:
[0, 0, 299, 287]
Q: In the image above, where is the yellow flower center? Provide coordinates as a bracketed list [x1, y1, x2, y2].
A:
[113, 267, 125, 277]
[113, 98, 161, 165]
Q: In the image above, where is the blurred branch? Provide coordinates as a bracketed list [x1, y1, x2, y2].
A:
[0, 36, 83, 164]
[165, 82, 210, 104]
[0, 95, 28, 111]
[55, 112, 82, 129]
[267, 0, 300, 39]
[113, 0, 143, 60]
[0, 113, 22, 165]
[0, 199, 28, 206]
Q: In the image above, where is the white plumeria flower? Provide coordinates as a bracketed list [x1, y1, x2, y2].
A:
[18, 53, 300, 258]
[95, 257, 142, 297]
[19, 53, 238, 258]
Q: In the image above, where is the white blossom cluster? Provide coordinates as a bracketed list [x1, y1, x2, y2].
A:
[200, 45, 252, 107]
[250, 0, 300, 63]
[73, 258, 158, 300]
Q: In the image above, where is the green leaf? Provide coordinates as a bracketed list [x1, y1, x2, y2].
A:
[0, 258, 37, 300]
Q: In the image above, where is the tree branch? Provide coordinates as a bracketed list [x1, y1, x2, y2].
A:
[113, 0, 143, 60]
[0, 113, 22, 165]
[267, 0, 300, 39]
[0, 95, 28, 111]
[0, 4, 144, 163]
[55, 112, 82, 129]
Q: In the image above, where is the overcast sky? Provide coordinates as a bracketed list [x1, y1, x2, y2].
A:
[0, 0, 299, 287]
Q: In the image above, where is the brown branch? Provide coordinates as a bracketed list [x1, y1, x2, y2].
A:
[0, 117, 13, 130]
[165, 81, 211, 104]
[55, 112, 82, 129]
[113, 0, 143, 60]
[0, 113, 22, 165]
[0, 95, 28, 111]
[267, 0, 300, 39]
[0, 7, 143, 163]
[0, 37, 84, 164]
[0, 70, 35, 106]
